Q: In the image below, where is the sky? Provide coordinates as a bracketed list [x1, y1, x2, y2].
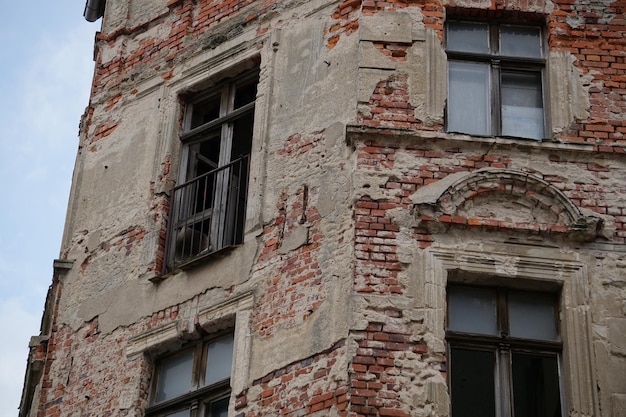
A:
[0, 1, 97, 416]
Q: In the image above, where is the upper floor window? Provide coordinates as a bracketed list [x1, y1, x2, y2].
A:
[446, 21, 546, 140]
[166, 70, 258, 271]
[147, 333, 234, 417]
[446, 284, 562, 417]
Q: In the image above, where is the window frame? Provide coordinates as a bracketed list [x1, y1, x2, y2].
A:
[146, 332, 234, 417]
[445, 20, 548, 140]
[424, 245, 596, 417]
[446, 283, 564, 417]
[165, 69, 258, 271]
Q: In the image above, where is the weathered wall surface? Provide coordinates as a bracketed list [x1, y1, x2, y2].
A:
[21, 0, 626, 416]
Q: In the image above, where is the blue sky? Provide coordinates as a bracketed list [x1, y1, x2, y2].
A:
[0, 1, 96, 415]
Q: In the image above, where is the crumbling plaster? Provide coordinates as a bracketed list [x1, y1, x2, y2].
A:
[34, 1, 626, 416]
[356, 9, 591, 137]
[267, 11, 358, 143]
[58, 1, 362, 386]
[74, 240, 259, 334]
[548, 51, 593, 133]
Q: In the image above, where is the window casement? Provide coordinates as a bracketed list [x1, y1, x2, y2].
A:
[446, 284, 563, 417]
[166, 70, 258, 271]
[446, 21, 546, 140]
[147, 333, 234, 417]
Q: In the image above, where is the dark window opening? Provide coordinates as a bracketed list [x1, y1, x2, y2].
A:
[166, 70, 258, 271]
[147, 333, 234, 417]
[447, 284, 562, 417]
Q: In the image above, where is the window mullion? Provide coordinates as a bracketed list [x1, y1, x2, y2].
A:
[491, 19, 500, 137]
[198, 342, 209, 388]
[541, 66, 549, 139]
[498, 348, 513, 417]
[219, 84, 236, 167]
[491, 61, 501, 137]
[497, 288, 508, 338]
[191, 345, 203, 390]
[190, 399, 199, 417]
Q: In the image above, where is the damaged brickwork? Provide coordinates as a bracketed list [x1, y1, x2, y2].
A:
[20, 0, 626, 417]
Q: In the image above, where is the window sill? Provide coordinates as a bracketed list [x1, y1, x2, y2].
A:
[346, 124, 596, 153]
[150, 244, 241, 283]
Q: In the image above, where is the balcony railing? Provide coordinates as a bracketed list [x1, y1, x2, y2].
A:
[166, 155, 249, 271]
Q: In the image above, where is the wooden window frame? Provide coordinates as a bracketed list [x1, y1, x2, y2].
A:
[146, 332, 234, 417]
[165, 69, 258, 271]
[446, 284, 563, 417]
[445, 20, 547, 139]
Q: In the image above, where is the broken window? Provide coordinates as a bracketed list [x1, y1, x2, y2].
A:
[166, 70, 258, 271]
[147, 333, 234, 417]
[446, 21, 546, 140]
[446, 285, 562, 417]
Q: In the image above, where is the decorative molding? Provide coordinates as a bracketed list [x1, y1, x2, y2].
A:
[425, 244, 597, 417]
[125, 292, 254, 360]
[125, 321, 181, 357]
[412, 169, 603, 242]
[53, 259, 74, 273]
[197, 291, 254, 396]
[197, 291, 254, 329]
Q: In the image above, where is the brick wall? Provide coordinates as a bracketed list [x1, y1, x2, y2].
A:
[24, 0, 626, 416]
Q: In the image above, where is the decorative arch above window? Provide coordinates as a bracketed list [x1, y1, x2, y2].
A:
[411, 168, 603, 241]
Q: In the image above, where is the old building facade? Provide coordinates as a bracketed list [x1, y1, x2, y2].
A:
[20, 0, 626, 416]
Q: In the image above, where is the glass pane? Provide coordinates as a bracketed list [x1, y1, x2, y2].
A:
[448, 61, 491, 136]
[501, 71, 544, 140]
[512, 353, 561, 417]
[500, 26, 542, 58]
[208, 397, 230, 417]
[165, 409, 190, 417]
[231, 112, 254, 161]
[189, 132, 221, 178]
[190, 94, 222, 129]
[509, 291, 558, 340]
[447, 22, 489, 53]
[155, 350, 194, 403]
[450, 348, 496, 417]
[234, 79, 258, 109]
[448, 286, 497, 335]
[205, 334, 234, 386]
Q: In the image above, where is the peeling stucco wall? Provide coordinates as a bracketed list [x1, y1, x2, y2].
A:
[21, 0, 626, 416]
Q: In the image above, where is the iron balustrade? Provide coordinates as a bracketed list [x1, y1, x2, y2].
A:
[166, 155, 250, 271]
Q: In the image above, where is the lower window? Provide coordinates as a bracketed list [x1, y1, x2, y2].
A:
[147, 333, 234, 417]
[446, 285, 563, 417]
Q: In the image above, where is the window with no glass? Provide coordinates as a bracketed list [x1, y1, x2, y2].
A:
[147, 333, 234, 417]
[166, 69, 258, 271]
[446, 285, 562, 417]
[446, 21, 546, 140]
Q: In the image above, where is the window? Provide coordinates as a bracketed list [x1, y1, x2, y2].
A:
[147, 333, 234, 417]
[446, 285, 562, 417]
[446, 21, 546, 140]
[167, 70, 258, 271]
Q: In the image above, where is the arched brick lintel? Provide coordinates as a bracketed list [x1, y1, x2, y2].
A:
[412, 168, 603, 242]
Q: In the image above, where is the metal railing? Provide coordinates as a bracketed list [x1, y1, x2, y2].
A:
[166, 155, 249, 271]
